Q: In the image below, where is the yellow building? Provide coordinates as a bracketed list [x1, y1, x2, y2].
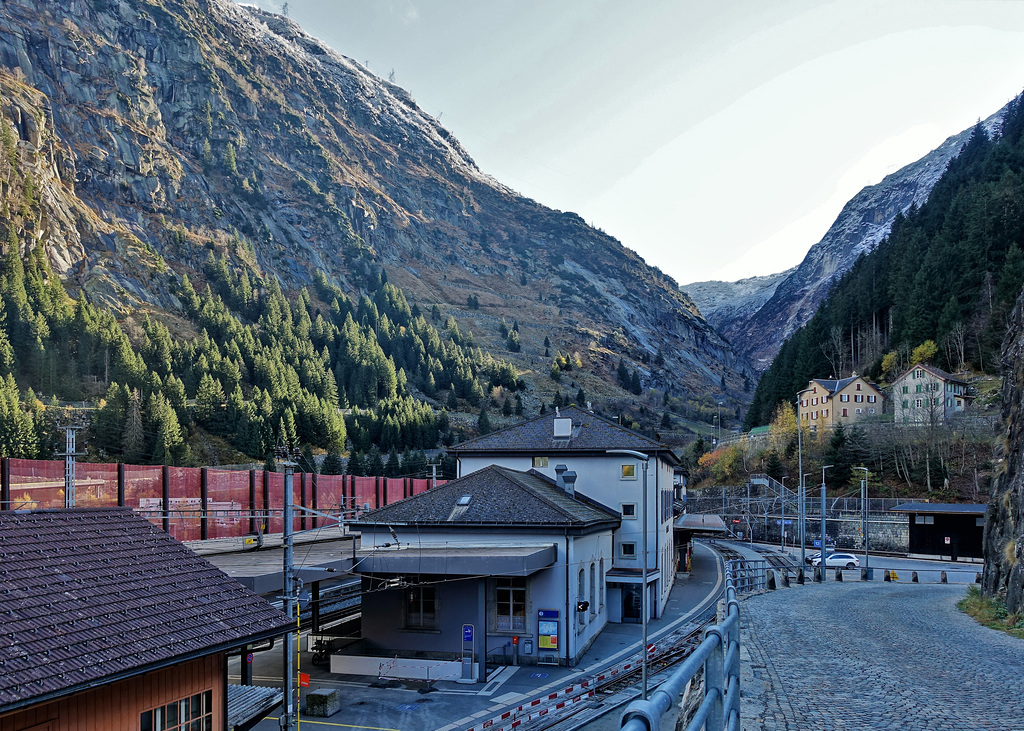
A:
[797, 374, 884, 430]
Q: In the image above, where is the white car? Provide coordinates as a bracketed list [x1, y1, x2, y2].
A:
[811, 552, 860, 569]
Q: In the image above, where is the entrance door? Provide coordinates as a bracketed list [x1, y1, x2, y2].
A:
[622, 586, 642, 623]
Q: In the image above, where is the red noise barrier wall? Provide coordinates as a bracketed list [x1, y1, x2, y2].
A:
[0, 458, 444, 540]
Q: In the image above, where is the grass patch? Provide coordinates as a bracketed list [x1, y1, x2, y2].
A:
[958, 585, 1024, 639]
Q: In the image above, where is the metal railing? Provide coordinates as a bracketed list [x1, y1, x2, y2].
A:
[621, 565, 741, 731]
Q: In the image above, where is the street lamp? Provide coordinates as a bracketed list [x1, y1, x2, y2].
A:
[801, 472, 812, 567]
[856, 466, 870, 573]
[820, 465, 832, 581]
[607, 448, 650, 700]
[795, 397, 804, 565]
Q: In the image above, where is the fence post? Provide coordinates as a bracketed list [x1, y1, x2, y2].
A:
[311, 471, 318, 529]
[248, 469, 257, 535]
[200, 467, 209, 541]
[705, 627, 725, 730]
[376, 476, 382, 508]
[0, 457, 8, 510]
[117, 463, 125, 507]
[161, 465, 170, 534]
[300, 472, 307, 531]
[262, 469, 270, 533]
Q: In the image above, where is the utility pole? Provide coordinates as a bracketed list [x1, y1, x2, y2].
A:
[57, 425, 84, 508]
[796, 398, 804, 566]
[277, 444, 299, 731]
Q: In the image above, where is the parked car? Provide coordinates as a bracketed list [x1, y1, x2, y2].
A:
[811, 553, 860, 569]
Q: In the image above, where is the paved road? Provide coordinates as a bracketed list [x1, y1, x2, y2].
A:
[740, 581, 1024, 730]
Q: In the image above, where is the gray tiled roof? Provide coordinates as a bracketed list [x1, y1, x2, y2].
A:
[451, 405, 677, 462]
[352, 465, 620, 528]
[895, 363, 967, 385]
[0, 508, 293, 712]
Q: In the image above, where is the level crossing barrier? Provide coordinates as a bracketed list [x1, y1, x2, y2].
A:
[620, 563, 742, 731]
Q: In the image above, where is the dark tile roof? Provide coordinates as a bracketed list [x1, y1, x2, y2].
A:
[804, 376, 882, 396]
[351, 465, 620, 529]
[0, 508, 293, 712]
[451, 405, 677, 462]
[891, 502, 987, 514]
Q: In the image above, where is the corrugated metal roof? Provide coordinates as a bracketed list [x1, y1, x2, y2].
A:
[891, 502, 988, 514]
[451, 405, 677, 463]
[0, 508, 294, 711]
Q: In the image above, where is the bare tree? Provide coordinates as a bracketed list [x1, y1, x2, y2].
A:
[821, 325, 848, 377]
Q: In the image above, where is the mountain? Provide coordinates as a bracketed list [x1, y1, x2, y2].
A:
[680, 269, 793, 348]
[684, 108, 1006, 371]
[744, 94, 1024, 428]
[0, 0, 750, 443]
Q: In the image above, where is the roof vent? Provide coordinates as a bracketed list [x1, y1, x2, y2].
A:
[553, 417, 572, 438]
[562, 471, 577, 496]
[554, 464, 568, 488]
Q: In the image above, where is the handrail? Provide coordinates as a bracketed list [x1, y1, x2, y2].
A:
[621, 564, 742, 731]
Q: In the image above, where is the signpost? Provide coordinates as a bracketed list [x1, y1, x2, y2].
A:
[460, 624, 475, 683]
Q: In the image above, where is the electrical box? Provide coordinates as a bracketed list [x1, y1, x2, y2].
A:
[523, 638, 533, 655]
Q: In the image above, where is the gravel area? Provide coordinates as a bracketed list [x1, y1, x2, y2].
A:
[738, 582, 1024, 730]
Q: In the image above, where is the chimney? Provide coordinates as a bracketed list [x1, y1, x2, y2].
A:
[554, 464, 568, 488]
[562, 471, 577, 497]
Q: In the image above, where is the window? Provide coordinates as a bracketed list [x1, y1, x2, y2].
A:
[902, 400, 908, 408]
[141, 691, 214, 731]
[842, 408, 848, 417]
[812, 411, 817, 419]
[916, 385, 922, 393]
[620, 542, 637, 558]
[578, 570, 586, 627]
[495, 577, 526, 632]
[856, 408, 862, 414]
[840, 394, 849, 402]
[599, 558, 605, 608]
[589, 564, 596, 616]
[856, 383, 862, 391]
[404, 583, 437, 629]
[933, 397, 939, 406]
[823, 409, 828, 417]
[855, 395, 863, 402]
[621, 503, 637, 519]
[916, 399, 923, 407]
[868, 395, 876, 403]
[812, 397, 818, 405]
[620, 464, 637, 480]
[902, 385, 908, 394]
[868, 408, 876, 414]
[822, 396, 828, 403]
[532, 456, 549, 468]
[915, 515, 935, 524]
[977, 517, 986, 527]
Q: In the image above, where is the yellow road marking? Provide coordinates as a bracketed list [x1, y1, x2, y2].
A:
[265, 718, 400, 731]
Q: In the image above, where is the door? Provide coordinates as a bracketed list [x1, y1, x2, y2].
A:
[622, 586, 642, 623]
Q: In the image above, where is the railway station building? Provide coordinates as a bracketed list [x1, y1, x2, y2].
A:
[451, 405, 680, 624]
[347, 465, 620, 676]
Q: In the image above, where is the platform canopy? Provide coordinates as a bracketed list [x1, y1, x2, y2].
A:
[353, 543, 557, 577]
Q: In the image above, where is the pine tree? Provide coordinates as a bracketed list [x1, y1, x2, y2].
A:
[477, 406, 492, 436]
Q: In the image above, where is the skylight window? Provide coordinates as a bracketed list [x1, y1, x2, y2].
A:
[457, 495, 472, 506]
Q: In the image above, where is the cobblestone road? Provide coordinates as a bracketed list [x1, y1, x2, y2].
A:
[739, 581, 1024, 730]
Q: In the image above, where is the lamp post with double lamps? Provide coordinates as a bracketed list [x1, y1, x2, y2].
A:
[819, 465, 832, 580]
[780, 476, 789, 552]
[606, 449, 650, 700]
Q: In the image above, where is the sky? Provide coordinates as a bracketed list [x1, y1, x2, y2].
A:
[239, 0, 1024, 285]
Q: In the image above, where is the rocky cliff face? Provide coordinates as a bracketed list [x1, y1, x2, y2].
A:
[983, 290, 1024, 613]
[0, 0, 749, 399]
[684, 111, 1005, 371]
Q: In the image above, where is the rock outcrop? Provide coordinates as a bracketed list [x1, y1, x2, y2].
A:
[983, 289, 1024, 612]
